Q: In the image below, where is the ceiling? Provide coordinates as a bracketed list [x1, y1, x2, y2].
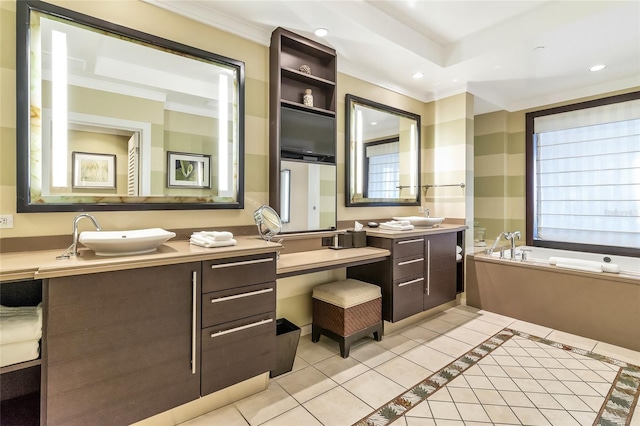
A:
[144, 0, 640, 115]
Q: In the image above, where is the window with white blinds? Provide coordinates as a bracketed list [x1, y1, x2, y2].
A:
[366, 141, 399, 199]
[529, 95, 640, 253]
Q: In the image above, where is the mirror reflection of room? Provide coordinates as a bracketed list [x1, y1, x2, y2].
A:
[346, 94, 420, 207]
[20, 5, 243, 211]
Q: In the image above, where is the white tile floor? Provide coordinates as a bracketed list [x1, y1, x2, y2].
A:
[182, 305, 640, 426]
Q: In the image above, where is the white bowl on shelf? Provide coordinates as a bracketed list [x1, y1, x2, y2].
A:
[393, 216, 445, 228]
[79, 228, 176, 256]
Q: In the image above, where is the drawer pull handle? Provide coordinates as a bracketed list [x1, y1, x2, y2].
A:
[397, 238, 424, 245]
[211, 318, 273, 338]
[398, 277, 424, 287]
[397, 258, 424, 266]
[427, 240, 431, 295]
[191, 271, 197, 375]
[210, 257, 273, 269]
[211, 288, 273, 303]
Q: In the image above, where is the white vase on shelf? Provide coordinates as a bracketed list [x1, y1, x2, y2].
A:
[303, 89, 313, 107]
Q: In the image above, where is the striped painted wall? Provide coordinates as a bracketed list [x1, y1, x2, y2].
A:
[424, 93, 475, 249]
[473, 110, 526, 247]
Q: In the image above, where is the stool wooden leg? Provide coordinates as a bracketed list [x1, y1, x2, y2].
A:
[340, 338, 349, 358]
[311, 324, 321, 343]
[373, 322, 383, 341]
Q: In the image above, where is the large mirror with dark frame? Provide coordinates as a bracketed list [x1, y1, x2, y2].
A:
[16, 0, 244, 212]
[345, 94, 421, 207]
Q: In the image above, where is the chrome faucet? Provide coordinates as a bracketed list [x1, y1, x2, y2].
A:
[485, 232, 506, 255]
[57, 214, 101, 259]
[504, 231, 521, 259]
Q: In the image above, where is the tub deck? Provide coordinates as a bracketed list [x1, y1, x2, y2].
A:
[466, 253, 640, 352]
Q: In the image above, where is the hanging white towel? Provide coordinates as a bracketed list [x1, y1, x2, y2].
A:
[0, 303, 42, 345]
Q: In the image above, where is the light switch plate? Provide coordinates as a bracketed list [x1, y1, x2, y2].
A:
[0, 215, 14, 228]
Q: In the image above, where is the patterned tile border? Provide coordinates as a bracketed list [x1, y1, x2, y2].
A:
[354, 328, 640, 426]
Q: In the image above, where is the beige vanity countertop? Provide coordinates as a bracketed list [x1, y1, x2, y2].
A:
[365, 223, 467, 239]
[277, 246, 390, 278]
[0, 236, 281, 282]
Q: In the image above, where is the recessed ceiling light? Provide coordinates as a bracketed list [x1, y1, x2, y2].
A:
[370, 121, 378, 126]
[314, 28, 328, 37]
[412, 72, 424, 79]
[452, 78, 459, 83]
[590, 64, 606, 72]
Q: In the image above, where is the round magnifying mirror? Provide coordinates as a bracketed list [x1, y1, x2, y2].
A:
[253, 205, 282, 241]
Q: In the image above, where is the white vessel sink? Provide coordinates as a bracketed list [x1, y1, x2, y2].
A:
[79, 228, 176, 256]
[393, 216, 445, 228]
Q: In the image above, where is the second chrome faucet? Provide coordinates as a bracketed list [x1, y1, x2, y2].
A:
[57, 214, 101, 259]
[486, 230, 521, 259]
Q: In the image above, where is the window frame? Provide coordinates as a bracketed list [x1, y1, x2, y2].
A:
[363, 137, 400, 199]
[525, 91, 640, 257]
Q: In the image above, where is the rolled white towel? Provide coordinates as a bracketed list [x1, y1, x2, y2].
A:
[0, 303, 42, 345]
[0, 340, 40, 367]
[602, 263, 620, 273]
[456, 245, 462, 254]
[555, 262, 602, 273]
[456, 253, 462, 261]
[548, 256, 621, 273]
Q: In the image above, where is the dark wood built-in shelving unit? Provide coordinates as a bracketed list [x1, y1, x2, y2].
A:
[269, 27, 337, 214]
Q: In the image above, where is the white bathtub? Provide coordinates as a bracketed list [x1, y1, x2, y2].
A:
[468, 247, 640, 352]
[490, 245, 640, 275]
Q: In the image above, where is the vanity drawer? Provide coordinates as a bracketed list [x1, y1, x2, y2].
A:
[392, 276, 424, 322]
[393, 237, 425, 259]
[202, 253, 276, 293]
[201, 312, 276, 395]
[392, 255, 424, 281]
[202, 282, 276, 328]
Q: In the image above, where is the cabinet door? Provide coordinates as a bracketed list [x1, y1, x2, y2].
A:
[44, 263, 201, 426]
[424, 233, 457, 310]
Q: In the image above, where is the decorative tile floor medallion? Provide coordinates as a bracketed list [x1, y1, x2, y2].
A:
[354, 328, 640, 426]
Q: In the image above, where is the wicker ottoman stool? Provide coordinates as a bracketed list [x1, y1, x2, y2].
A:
[312, 279, 382, 358]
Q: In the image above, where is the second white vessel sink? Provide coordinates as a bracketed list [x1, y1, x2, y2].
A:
[79, 228, 176, 256]
[393, 216, 445, 228]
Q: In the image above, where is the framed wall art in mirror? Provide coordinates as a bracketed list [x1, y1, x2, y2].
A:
[16, 0, 244, 212]
[345, 94, 421, 207]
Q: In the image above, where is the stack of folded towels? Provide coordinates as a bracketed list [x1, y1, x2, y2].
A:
[0, 303, 43, 367]
[190, 231, 237, 248]
[379, 220, 414, 231]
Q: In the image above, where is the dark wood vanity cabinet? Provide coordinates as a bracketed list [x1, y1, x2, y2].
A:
[42, 253, 278, 425]
[44, 262, 201, 426]
[424, 233, 457, 311]
[348, 232, 458, 323]
[201, 254, 277, 395]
